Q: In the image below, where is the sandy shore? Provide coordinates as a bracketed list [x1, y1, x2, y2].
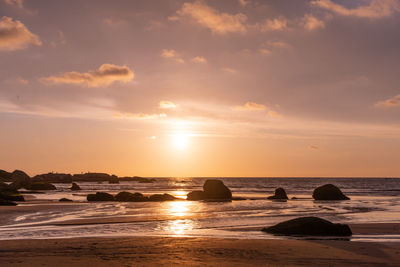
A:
[0, 236, 399, 266]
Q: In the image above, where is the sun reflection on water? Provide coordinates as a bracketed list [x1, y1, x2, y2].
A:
[168, 200, 190, 216]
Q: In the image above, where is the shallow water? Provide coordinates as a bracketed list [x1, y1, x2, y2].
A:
[1, 178, 400, 241]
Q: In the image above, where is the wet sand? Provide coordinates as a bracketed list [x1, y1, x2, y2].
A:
[0, 236, 399, 266]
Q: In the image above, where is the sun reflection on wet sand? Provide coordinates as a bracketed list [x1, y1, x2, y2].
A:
[167, 201, 190, 216]
[165, 219, 195, 236]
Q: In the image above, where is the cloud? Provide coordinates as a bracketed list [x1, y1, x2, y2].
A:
[235, 102, 267, 111]
[175, 1, 247, 34]
[114, 112, 167, 120]
[260, 40, 291, 55]
[267, 110, 283, 118]
[191, 56, 207, 64]
[308, 145, 320, 150]
[375, 94, 400, 107]
[41, 64, 134, 87]
[260, 16, 288, 32]
[238, 0, 250, 7]
[302, 14, 325, 31]
[311, 0, 400, 19]
[221, 67, 238, 73]
[4, 0, 23, 9]
[0, 16, 42, 51]
[159, 100, 177, 109]
[160, 49, 184, 63]
[103, 17, 126, 27]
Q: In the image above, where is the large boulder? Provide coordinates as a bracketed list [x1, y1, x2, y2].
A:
[313, 184, 350, 200]
[115, 192, 147, 202]
[0, 199, 17, 206]
[187, 190, 205, 201]
[108, 175, 119, 184]
[8, 170, 31, 190]
[87, 192, 115, 201]
[27, 182, 56, 190]
[203, 180, 232, 200]
[59, 198, 73, 202]
[70, 183, 81, 191]
[262, 217, 352, 236]
[149, 193, 177, 202]
[0, 181, 9, 190]
[267, 188, 288, 200]
[0, 170, 12, 182]
[0, 191, 25, 201]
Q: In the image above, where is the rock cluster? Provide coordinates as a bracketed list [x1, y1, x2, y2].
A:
[187, 180, 232, 201]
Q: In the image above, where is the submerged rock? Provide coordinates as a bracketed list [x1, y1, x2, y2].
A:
[115, 191, 147, 202]
[313, 184, 350, 200]
[267, 188, 288, 200]
[149, 193, 177, 202]
[59, 198, 73, 202]
[70, 183, 81, 191]
[203, 179, 232, 200]
[8, 170, 31, 190]
[27, 182, 56, 190]
[262, 217, 352, 236]
[186, 190, 205, 200]
[87, 192, 115, 201]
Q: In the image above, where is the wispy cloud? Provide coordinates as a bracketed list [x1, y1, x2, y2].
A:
[175, 1, 247, 34]
[41, 64, 134, 87]
[308, 145, 320, 150]
[302, 14, 325, 31]
[311, 0, 400, 19]
[160, 49, 184, 63]
[191, 56, 208, 64]
[159, 100, 177, 109]
[260, 16, 288, 32]
[375, 94, 400, 107]
[0, 16, 41, 51]
[3, 0, 36, 14]
[235, 101, 267, 111]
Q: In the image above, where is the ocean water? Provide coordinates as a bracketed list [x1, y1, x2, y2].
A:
[1, 178, 400, 241]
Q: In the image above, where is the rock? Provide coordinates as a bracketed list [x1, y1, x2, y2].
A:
[203, 179, 232, 200]
[0, 181, 9, 190]
[0, 169, 12, 182]
[27, 182, 57, 190]
[8, 170, 31, 190]
[70, 183, 81, 191]
[59, 198, 73, 202]
[262, 217, 352, 236]
[149, 193, 177, 202]
[73, 173, 116, 183]
[187, 190, 205, 200]
[119, 176, 156, 183]
[115, 192, 147, 202]
[312, 184, 350, 200]
[267, 188, 288, 200]
[0, 191, 25, 201]
[87, 192, 115, 201]
[0, 199, 17, 206]
[32, 173, 72, 183]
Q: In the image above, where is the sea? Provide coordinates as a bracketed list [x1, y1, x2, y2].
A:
[1, 178, 400, 242]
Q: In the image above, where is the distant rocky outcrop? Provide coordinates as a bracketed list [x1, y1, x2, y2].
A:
[87, 192, 115, 201]
[59, 198, 73, 202]
[27, 182, 57, 190]
[186, 180, 232, 201]
[262, 217, 352, 236]
[73, 173, 121, 183]
[8, 170, 31, 190]
[108, 175, 119, 184]
[267, 188, 288, 200]
[32, 173, 72, 183]
[115, 192, 147, 202]
[119, 176, 156, 183]
[312, 184, 350, 200]
[149, 193, 177, 201]
[70, 183, 81, 191]
[186, 190, 205, 200]
[0, 170, 12, 182]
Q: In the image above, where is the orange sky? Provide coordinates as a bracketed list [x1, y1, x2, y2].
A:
[1, 0, 400, 177]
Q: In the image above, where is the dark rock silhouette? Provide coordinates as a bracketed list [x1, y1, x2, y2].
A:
[0, 199, 17, 206]
[267, 188, 288, 200]
[187, 190, 205, 200]
[87, 192, 115, 201]
[32, 173, 72, 183]
[9, 170, 31, 190]
[28, 182, 56, 190]
[0, 191, 25, 201]
[203, 179, 232, 200]
[0, 181, 9, 190]
[59, 198, 73, 202]
[149, 193, 177, 201]
[262, 217, 352, 236]
[115, 192, 147, 202]
[119, 176, 156, 183]
[0, 170, 12, 182]
[70, 183, 81, 191]
[313, 184, 350, 200]
[108, 175, 120, 184]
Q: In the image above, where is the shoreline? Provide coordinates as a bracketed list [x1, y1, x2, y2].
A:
[0, 236, 399, 266]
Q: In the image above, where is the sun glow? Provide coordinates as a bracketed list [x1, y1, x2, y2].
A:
[172, 133, 189, 150]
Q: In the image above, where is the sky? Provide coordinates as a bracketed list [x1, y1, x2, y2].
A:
[1, 0, 400, 177]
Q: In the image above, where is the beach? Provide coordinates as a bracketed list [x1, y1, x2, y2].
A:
[1, 233, 400, 266]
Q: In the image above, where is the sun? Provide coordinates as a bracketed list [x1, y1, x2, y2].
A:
[172, 133, 189, 150]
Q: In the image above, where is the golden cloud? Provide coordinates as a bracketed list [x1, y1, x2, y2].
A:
[41, 64, 134, 87]
[159, 101, 177, 109]
[191, 56, 207, 64]
[176, 1, 247, 34]
[235, 102, 267, 111]
[260, 16, 288, 32]
[0, 16, 42, 51]
[311, 0, 400, 19]
[302, 14, 325, 31]
[161, 49, 184, 63]
[375, 94, 400, 107]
